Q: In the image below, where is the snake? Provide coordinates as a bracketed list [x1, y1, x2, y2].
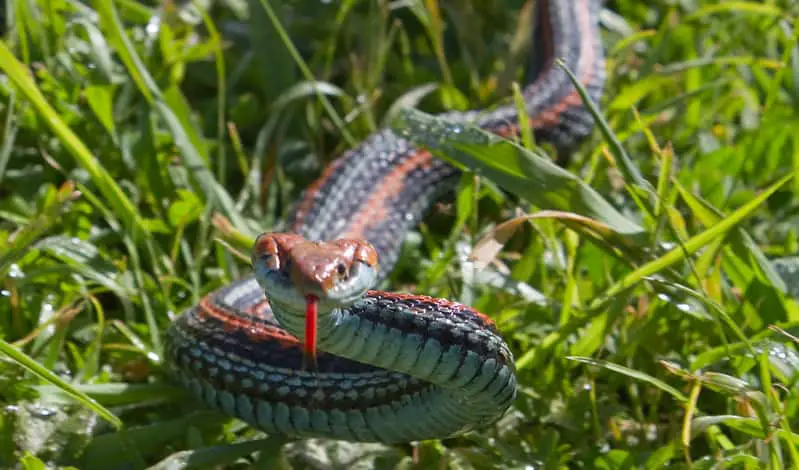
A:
[164, 0, 606, 443]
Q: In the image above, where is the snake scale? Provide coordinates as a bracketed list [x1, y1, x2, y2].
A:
[164, 0, 606, 443]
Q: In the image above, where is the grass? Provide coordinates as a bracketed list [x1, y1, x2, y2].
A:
[1, 0, 799, 468]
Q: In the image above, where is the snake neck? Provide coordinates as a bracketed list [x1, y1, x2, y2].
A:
[266, 296, 340, 343]
[269, 291, 516, 410]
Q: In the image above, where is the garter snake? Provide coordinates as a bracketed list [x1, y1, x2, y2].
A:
[165, 0, 605, 443]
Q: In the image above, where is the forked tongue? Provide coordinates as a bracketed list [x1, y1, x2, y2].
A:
[303, 294, 319, 371]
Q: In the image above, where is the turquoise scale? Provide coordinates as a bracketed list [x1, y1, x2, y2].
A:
[167, 287, 517, 442]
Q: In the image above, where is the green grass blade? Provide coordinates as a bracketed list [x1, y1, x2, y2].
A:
[594, 174, 792, 304]
[35, 383, 186, 407]
[93, 0, 248, 230]
[675, 181, 788, 292]
[254, 0, 355, 146]
[0, 90, 18, 187]
[247, 0, 296, 104]
[568, 356, 688, 402]
[685, 2, 784, 21]
[0, 339, 122, 429]
[557, 59, 654, 197]
[0, 40, 149, 242]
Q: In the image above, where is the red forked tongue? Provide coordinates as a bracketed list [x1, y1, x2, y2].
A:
[303, 294, 318, 371]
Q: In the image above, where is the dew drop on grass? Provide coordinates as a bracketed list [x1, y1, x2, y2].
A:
[646, 424, 658, 441]
[27, 403, 57, 419]
[146, 16, 161, 36]
[40, 297, 57, 335]
[8, 263, 24, 278]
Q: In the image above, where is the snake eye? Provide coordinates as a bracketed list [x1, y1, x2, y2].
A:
[336, 263, 348, 277]
[256, 253, 279, 270]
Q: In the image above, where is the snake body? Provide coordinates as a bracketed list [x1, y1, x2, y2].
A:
[165, 0, 605, 443]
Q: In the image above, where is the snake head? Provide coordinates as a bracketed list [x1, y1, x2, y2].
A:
[252, 233, 379, 370]
[252, 233, 379, 312]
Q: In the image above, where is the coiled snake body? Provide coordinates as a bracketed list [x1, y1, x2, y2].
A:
[165, 0, 606, 443]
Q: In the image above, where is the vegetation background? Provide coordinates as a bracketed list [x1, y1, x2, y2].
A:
[2, 0, 799, 468]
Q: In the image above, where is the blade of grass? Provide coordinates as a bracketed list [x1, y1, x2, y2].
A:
[94, 0, 248, 230]
[568, 356, 688, 402]
[254, 0, 355, 146]
[674, 180, 789, 292]
[197, 7, 227, 184]
[0, 90, 18, 187]
[0, 339, 122, 429]
[592, 174, 792, 305]
[557, 58, 654, 198]
[684, 2, 784, 22]
[0, 41, 149, 242]
[0, 183, 80, 275]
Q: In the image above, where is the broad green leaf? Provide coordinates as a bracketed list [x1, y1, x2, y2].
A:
[391, 109, 646, 240]
[20, 453, 47, 470]
[37, 235, 134, 297]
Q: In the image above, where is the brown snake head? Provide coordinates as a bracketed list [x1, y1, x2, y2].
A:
[252, 233, 379, 310]
[253, 233, 378, 296]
